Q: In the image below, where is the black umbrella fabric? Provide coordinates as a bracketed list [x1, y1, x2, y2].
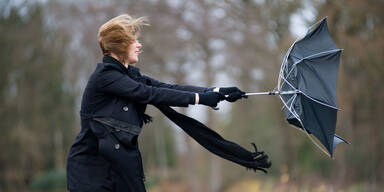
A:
[246, 18, 348, 157]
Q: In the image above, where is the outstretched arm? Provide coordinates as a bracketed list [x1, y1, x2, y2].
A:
[143, 75, 214, 93]
[97, 70, 195, 107]
[143, 75, 247, 102]
[97, 69, 223, 108]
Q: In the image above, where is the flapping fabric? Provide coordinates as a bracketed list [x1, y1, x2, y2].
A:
[156, 105, 271, 172]
[278, 18, 348, 157]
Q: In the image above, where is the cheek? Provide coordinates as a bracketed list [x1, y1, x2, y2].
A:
[127, 47, 134, 56]
[129, 46, 135, 55]
[131, 49, 137, 57]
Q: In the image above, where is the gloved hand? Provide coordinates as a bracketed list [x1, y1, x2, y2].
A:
[226, 91, 245, 102]
[218, 87, 245, 95]
[216, 86, 247, 102]
[198, 92, 225, 108]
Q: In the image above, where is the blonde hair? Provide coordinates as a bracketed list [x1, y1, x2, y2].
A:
[98, 14, 148, 63]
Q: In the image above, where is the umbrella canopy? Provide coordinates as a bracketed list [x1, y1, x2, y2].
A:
[277, 18, 348, 157]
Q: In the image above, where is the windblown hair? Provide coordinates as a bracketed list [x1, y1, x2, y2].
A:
[98, 14, 148, 63]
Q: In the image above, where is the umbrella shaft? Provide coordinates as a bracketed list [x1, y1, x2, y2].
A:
[245, 91, 299, 96]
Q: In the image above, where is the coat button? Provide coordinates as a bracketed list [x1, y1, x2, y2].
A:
[115, 128, 121, 132]
[123, 106, 129, 111]
[115, 144, 120, 150]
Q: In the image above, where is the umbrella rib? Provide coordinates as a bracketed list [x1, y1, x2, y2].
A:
[279, 74, 298, 91]
[307, 17, 327, 32]
[281, 95, 294, 110]
[303, 126, 332, 157]
[281, 75, 339, 110]
[280, 93, 297, 111]
[279, 95, 332, 157]
[279, 78, 339, 111]
[278, 95, 301, 124]
[283, 49, 342, 82]
[303, 49, 342, 60]
[289, 94, 297, 110]
[278, 40, 297, 90]
[279, 68, 339, 110]
[300, 91, 339, 110]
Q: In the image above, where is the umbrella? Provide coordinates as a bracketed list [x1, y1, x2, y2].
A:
[245, 18, 348, 157]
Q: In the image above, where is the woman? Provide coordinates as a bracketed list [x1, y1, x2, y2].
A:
[66, 14, 248, 192]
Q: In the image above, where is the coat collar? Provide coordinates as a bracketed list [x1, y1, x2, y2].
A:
[102, 55, 141, 77]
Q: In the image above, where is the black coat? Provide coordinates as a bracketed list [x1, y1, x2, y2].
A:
[67, 56, 210, 192]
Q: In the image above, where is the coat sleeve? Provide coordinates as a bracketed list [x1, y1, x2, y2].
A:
[143, 75, 213, 93]
[96, 70, 195, 107]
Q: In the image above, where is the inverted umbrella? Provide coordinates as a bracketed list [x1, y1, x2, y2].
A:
[245, 18, 348, 157]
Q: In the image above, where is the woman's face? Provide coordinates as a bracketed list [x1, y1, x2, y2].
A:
[127, 40, 142, 64]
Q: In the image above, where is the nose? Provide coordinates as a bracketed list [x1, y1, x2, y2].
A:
[136, 41, 142, 48]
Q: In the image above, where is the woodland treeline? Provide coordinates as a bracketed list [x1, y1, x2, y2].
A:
[0, 0, 383, 191]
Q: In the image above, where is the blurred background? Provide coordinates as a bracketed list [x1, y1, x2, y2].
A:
[0, 0, 383, 191]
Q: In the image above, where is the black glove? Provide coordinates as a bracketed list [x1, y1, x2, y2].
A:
[219, 86, 244, 95]
[226, 91, 244, 102]
[218, 86, 247, 102]
[199, 92, 225, 107]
